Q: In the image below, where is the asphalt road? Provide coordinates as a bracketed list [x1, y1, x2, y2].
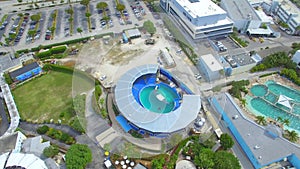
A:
[0, 99, 9, 136]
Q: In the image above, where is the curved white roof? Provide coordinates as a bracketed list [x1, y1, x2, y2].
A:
[175, 160, 196, 169]
[115, 64, 201, 133]
[0, 152, 48, 169]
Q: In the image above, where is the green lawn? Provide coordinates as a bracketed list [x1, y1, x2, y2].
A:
[12, 70, 94, 124]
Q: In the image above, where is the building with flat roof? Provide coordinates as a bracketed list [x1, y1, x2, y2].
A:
[272, 0, 300, 35]
[222, 53, 257, 75]
[209, 93, 300, 169]
[292, 50, 300, 68]
[160, 0, 233, 39]
[9, 62, 42, 82]
[197, 54, 223, 82]
[114, 64, 201, 136]
[220, 0, 261, 33]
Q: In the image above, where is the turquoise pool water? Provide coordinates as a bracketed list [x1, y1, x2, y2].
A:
[251, 84, 268, 97]
[250, 98, 300, 131]
[139, 84, 179, 114]
[268, 83, 300, 102]
[249, 81, 300, 132]
[265, 93, 277, 103]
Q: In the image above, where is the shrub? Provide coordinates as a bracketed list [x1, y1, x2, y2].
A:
[220, 133, 234, 150]
[37, 125, 49, 134]
[94, 85, 102, 101]
[50, 46, 67, 54]
[65, 144, 92, 169]
[4, 72, 13, 84]
[36, 50, 52, 59]
[43, 145, 59, 158]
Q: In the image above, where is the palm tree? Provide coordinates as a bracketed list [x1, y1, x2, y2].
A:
[276, 116, 283, 123]
[255, 116, 267, 126]
[285, 130, 299, 143]
[77, 27, 83, 36]
[282, 119, 290, 126]
[241, 99, 246, 107]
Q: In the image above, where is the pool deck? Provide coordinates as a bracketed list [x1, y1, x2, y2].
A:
[210, 93, 300, 168]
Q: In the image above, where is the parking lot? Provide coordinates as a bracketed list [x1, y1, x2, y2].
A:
[0, 0, 153, 48]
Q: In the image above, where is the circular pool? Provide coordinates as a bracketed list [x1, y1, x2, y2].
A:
[139, 84, 179, 114]
[251, 84, 268, 97]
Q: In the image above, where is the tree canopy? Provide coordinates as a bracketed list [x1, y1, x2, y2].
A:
[65, 144, 92, 169]
[220, 133, 234, 150]
[80, 0, 90, 6]
[96, 2, 108, 9]
[214, 151, 241, 169]
[116, 4, 125, 12]
[194, 148, 215, 169]
[285, 130, 299, 142]
[143, 20, 156, 36]
[151, 157, 164, 169]
[43, 145, 59, 158]
[30, 14, 41, 22]
[255, 115, 267, 126]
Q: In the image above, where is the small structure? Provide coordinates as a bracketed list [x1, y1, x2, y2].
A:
[292, 50, 300, 69]
[22, 135, 51, 157]
[159, 49, 175, 68]
[122, 33, 129, 43]
[104, 159, 112, 168]
[9, 62, 42, 82]
[197, 54, 223, 82]
[277, 95, 293, 110]
[125, 29, 141, 39]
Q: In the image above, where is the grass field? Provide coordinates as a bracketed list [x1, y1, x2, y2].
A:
[12, 70, 94, 124]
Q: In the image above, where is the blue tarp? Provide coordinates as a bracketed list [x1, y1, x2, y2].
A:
[116, 115, 132, 132]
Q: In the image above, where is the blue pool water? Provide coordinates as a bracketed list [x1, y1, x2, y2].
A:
[139, 84, 179, 114]
[251, 84, 268, 97]
[265, 92, 277, 103]
[249, 81, 300, 132]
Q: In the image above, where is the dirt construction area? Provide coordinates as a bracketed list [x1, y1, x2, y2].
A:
[66, 27, 201, 93]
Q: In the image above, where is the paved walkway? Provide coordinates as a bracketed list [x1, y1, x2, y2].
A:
[0, 76, 20, 138]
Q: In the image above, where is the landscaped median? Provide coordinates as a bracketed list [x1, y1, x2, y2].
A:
[50, 9, 58, 39]
[0, 14, 8, 27]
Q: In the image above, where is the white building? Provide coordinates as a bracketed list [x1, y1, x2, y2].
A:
[249, 0, 300, 35]
[273, 0, 300, 35]
[197, 54, 223, 81]
[160, 0, 233, 39]
[292, 50, 300, 68]
[220, 0, 262, 33]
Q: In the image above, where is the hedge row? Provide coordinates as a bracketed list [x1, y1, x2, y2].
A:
[36, 46, 67, 59]
[36, 125, 76, 145]
[31, 37, 90, 52]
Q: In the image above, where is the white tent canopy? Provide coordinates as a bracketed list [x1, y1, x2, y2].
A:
[277, 95, 293, 109]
